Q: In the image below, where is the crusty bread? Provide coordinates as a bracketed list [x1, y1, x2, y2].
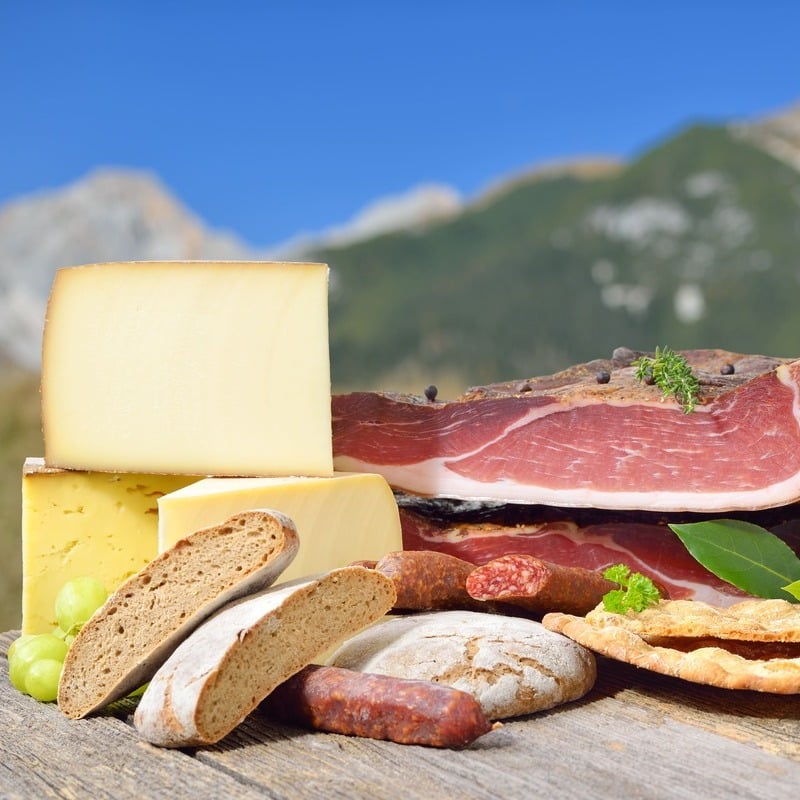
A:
[58, 509, 299, 719]
[133, 565, 397, 747]
[326, 610, 596, 719]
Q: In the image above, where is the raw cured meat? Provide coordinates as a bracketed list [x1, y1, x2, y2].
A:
[332, 349, 800, 513]
[397, 498, 800, 606]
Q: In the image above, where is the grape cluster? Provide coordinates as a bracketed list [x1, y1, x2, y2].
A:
[8, 576, 108, 702]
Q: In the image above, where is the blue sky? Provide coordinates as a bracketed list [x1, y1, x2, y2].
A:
[2, 1, 800, 248]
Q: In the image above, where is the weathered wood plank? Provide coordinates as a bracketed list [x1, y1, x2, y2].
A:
[591, 655, 800, 760]
[0, 634, 268, 800]
[195, 690, 799, 800]
[2, 630, 799, 800]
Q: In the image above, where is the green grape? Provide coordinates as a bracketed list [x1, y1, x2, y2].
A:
[8, 633, 69, 694]
[52, 626, 76, 646]
[7, 634, 35, 664]
[54, 576, 108, 636]
[24, 658, 63, 702]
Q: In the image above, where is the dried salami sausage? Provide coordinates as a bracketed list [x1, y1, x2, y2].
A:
[260, 664, 496, 748]
[466, 554, 616, 615]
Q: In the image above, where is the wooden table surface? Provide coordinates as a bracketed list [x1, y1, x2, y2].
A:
[1, 629, 798, 800]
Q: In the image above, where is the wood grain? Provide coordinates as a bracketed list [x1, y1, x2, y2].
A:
[1, 630, 798, 799]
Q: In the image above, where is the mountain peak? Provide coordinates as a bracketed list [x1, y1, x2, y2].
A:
[474, 156, 623, 207]
[270, 183, 463, 257]
[0, 167, 253, 367]
[729, 100, 800, 172]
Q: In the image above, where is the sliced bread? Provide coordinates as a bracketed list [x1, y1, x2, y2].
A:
[133, 565, 397, 747]
[58, 508, 299, 719]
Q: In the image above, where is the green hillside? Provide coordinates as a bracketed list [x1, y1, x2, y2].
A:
[318, 124, 800, 393]
[0, 369, 41, 631]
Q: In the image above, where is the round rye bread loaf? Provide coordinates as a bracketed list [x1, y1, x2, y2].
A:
[327, 610, 596, 719]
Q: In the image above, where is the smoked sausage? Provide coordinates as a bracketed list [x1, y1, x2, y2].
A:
[260, 664, 496, 748]
[372, 550, 486, 611]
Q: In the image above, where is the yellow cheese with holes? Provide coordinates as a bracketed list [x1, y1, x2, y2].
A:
[158, 472, 402, 583]
[21, 458, 199, 634]
[41, 260, 333, 477]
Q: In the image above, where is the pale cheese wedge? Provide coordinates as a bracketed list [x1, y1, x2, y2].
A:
[21, 458, 200, 634]
[157, 472, 402, 583]
[42, 260, 333, 477]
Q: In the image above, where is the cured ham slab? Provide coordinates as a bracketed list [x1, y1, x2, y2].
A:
[397, 498, 800, 606]
[332, 349, 800, 513]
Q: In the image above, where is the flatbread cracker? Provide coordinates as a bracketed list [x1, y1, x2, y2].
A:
[584, 598, 800, 643]
[543, 598, 800, 693]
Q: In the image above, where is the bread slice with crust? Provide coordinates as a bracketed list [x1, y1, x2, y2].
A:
[133, 565, 397, 747]
[58, 508, 299, 719]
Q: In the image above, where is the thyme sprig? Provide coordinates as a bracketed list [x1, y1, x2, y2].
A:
[634, 346, 700, 413]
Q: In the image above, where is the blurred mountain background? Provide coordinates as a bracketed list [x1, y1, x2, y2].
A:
[2, 102, 800, 629]
[4, 104, 800, 390]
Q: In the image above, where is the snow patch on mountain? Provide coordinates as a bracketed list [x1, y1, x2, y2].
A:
[587, 198, 692, 244]
[270, 183, 463, 256]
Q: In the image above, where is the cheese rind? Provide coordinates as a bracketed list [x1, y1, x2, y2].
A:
[41, 260, 333, 477]
[158, 472, 402, 583]
[21, 458, 199, 634]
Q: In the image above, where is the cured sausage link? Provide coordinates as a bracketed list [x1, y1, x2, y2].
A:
[260, 664, 496, 748]
[373, 550, 484, 611]
[466, 554, 616, 616]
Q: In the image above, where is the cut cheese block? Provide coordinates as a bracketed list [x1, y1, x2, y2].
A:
[57, 509, 299, 719]
[21, 457, 199, 634]
[133, 566, 397, 747]
[42, 260, 333, 476]
[157, 472, 402, 583]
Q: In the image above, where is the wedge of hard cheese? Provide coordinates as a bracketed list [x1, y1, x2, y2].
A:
[42, 260, 333, 477]
[158, 472, 402, 582]
[21, 457, 200, 634]
[57, 509, 299, 719]
[133, 566, 396, 747]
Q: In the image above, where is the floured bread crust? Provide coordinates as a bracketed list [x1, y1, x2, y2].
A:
[543, 598, 800, 693]
[326, 610, 596, 719]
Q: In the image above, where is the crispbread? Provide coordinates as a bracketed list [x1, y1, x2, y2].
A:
[543, 599, 800, 694]
[585, 598, 800, 642]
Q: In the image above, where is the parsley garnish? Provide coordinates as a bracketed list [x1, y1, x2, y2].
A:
[634, 346, 700, 413]
[602, 564, 661, 613]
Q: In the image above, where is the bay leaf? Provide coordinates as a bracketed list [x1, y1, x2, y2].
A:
[668, 519, 800, 601]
